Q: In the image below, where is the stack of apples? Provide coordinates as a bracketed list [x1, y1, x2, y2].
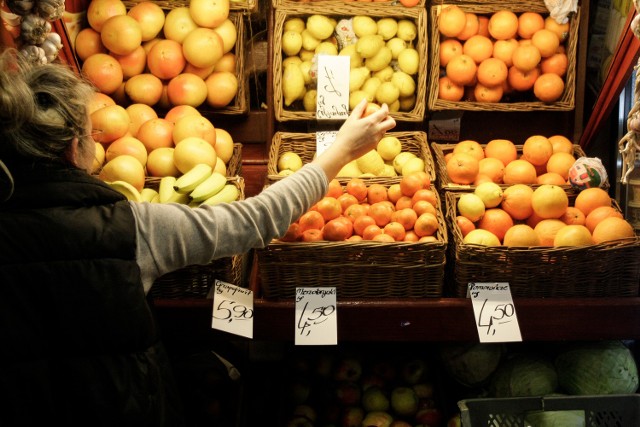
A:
[455, 181, 636, 247]
[277, 171, 442, 243]
[437, 5, 571, 103]
[76, 0, 239, 110]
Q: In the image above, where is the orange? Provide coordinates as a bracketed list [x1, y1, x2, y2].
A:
[391, 208, 418, 231]
[488, 10, 518, 40]
[279, 222, 302, 242]
[585, 206, 623, 233]
[100, 15, 142, 56]
[477, 208, 513, 242]
[456, 215, 475, 237]
[492, 39, 518, 67]
[484, 138, 517, 166]
[462, 35, 493, 64]
[537, 172, 566, 185]
[531, 28, 560, 58]
[546, 152, 576, 180]
[446, 152, 479, 185]
[354, 215, 377, 236]
[477, 57, 508, 87]
[446, 54, 477, 86]
[503, 224, 540, 247]
[326, 179, 344, 199]
[502, 159, 537, 184]
[395, 196, 413, 211]
[512, 44, 541, 72]
[75, 28, 107, 62]
[438, 76, 465, 102]
[553, 224, 593, 247]
[526, 210, 545, 228]
[560, 206, 586, 226]
[453, 139, 485, 161]
[372, 233, 396, 243]
[400, 173, 425, 197]
[323, 217, 354, 241]
[298, 210, 325, 233]
[347, 235, 363, 242]
[500, 184, 534, 220]
[522, 135, 553, 166]
[367, 184, 389, 204]
[81, 53, 124, 95]
[136, 118, 175, 153]
[534, 218, 566, 246]
[346, 178, 368, 202]
[541, 51, 568, 76]
[548, 135, 574, 154]
[411, 188, 438, 207]
[574, 187, 611, 217]
[592, 217, 635, 244]
[533, 72, 565, 103]
[368, 201, 394, 227]
[205, 71, 239, 108]
[315, 197, 342, 221]
[439, 39, 463, 67]
[413, 200, 436, 217]
[474, 83, 503, 103]
[87, 0, 127, 33]
[507, 65, 539, 91]
[478, 157, 505, 183]
[517, 12, 545, 39]
[531, 184, 568, 219]
[545, 16, 570, 42]
[438, 5, 467, 38]
[477, 15, 490, 37]
[474, 174, 494, 185]
[383, 222, 406, 241]
[414, 212, 439, 237]
[457, 12, 480, 41]
[301, 229, 324, 242]
[344, 203, 369, 223]
[362, 224, 384, 240]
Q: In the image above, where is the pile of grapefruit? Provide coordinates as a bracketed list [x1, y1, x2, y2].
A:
[436, 5, 570, 104]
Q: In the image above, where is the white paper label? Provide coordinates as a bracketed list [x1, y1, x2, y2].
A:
[316, 131, 337, 157]
[295, 287, 338, 345]
[468, 282, 522, 343]
[316, 55, 350, 121]
[211, 280, 254, 339]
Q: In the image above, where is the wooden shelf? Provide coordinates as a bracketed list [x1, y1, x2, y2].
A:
[151, 297, 640, 344]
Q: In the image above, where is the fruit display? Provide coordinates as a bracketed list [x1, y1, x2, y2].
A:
[274, 6, 427, 121]
[269, 131, 435, 182]
[428, 4, 578, 111]
[432, 135, 585, 190]
[74, 0, 244, 112]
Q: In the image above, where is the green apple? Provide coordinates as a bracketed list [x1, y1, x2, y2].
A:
[361, 411, 393, 427]
[390, 386, 419, 417]
[362, 386, 390, 412]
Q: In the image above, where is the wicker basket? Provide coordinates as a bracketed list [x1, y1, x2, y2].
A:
[431, 142, 588, 192]
[273, 4, 428, 122]
[428, 1, 580, 112]
[459, 394, 640, 427]
[256, 181, 448, 300]
[444, 191, 640, 298]
[149, 176, 249, 299]
[123, 0, 257, 13]
[267, 131, 435, 185]
[272, 0, 426, 9]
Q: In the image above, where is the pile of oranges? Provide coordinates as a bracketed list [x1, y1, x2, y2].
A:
[437, 5, 570, 103]
[443, 135, 576, 186]
[277, 172, 442, 243]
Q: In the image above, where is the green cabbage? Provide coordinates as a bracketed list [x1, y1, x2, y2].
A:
[524, 409, 586, 427]
[490, 354, 558, 397]
[555, 341, 639, 395]
[439, 342, 506, 388]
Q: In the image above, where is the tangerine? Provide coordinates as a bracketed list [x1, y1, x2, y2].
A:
[503, 159, 538, 184]
[533, 72, 565, 103]
[446, 54, 477, 86]
[463, 35, 493, 64]
[446, 152, 479, 185]
[488, 10, 518, 40]
[484, 138, 517, 166]
[438, 5, 467, 38]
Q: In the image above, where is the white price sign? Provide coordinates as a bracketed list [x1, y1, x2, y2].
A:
[211, 280, 254, 339]
[316, 131, 337, 157]
[468, 282, 522, 343]
[295, 287, 337, 345]
[316, 55, 350, 121]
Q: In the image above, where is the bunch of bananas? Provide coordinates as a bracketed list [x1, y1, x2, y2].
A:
[107, 163, 240, 207]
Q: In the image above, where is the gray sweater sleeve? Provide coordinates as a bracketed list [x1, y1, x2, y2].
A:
[129, 163, 328, 293]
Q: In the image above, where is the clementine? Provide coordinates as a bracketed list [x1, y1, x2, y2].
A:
[446, 152, 480, 185]
[585, 206, 623, 233]
[574, 187, 611, 217]
[477, 208, 513, 242]
[533, 72, 565, 102]
[484, 138, 517, 166]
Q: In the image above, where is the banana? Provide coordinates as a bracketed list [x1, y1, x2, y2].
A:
[159, 176, 189, 204]
[174, 163, 213, 194]
[108, 181, 142, 202]
[199, 184, 240, 207]
[189, 171, 228, 203]
[140, 187, 159, 203]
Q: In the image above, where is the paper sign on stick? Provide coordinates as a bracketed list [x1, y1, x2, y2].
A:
[316, 55, 350, 121]
[295, 287, 338, 345]
[468, 282, 522, 343]
[316, 131, 337, 157]
[211, 280, 254, 339]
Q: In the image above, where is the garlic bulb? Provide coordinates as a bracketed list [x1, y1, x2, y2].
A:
[20, 13, 51, 45]
[35, 0, 65, 21]
[20, 44, 48, 64]
[5, 0, 35, 16]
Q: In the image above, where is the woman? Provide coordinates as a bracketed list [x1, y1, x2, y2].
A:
[0, 47, 396, 425]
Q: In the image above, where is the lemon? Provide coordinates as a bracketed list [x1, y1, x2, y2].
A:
[375, 81, 400, 105]
[365, 46, 392, 72]
[301, 29, 321, 51]
[398, 48, 420, 75]
[303, 89, 317, 112]
[376, 136, 402, 161]
[278, 151, 303, 172]
[356, 149, 385, 176]
[337, 160, 362, 177]
[339, 44, 363, 68]
[349, 66, 371, 92]
[393, 151, 416, 174]
[349, 90, 371, 109]
[458, 193, 486, 223]
[282, 30, 302, 56]
[401, 157, 425, 176]
[372, 66, 394, 82]
[474, 181, 504, 208]
[315, 41, 338, 56]
[356, 34, 384, 59]
[396, 19, 417, 42]
[352, 15, 378, 37]
[377, 18, 398, 40]
[386, 37, 407, 59]
[391, 71, 416, 98]
[282, 56, 302, 68]
[361, 77, 382, 101]
[299, 49, 314, 62]
[381, 164, 397, 177]
[306, 15, 335, 40]
[399, 94, 416, 111]
[282, 62, 306, 107]
[299, 60, 313, 85]
[284, 17, 305, 33]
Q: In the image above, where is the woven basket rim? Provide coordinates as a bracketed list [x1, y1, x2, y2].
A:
[273, 6, 428, 122]
[427, 3, 580, 112]
[122, 0, 258, 12]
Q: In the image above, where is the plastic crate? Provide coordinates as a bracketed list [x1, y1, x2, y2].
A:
[459, 394, 640, 427]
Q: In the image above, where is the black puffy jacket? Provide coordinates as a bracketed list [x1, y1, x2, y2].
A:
[0, 164, 184, 426]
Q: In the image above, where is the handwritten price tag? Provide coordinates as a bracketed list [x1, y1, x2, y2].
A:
[211, 280, 254, 339]
[316, 131, 337, 157]
[428, 111, 462, 142]
[468, 282, 522, 343]
[316, 55, 350, 121]
[295, 287, 337, 345]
